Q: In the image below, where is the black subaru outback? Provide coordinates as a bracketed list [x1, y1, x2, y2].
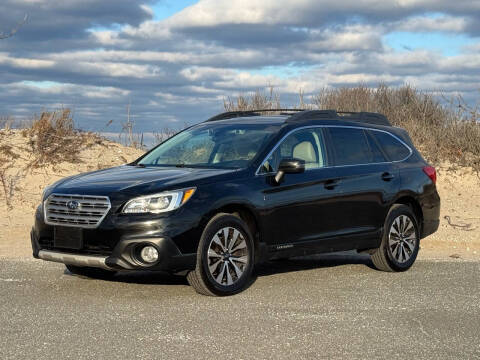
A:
[31, 109, 440, 296]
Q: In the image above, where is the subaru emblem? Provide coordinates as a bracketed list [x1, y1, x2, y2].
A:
[66, 200, 80, 210]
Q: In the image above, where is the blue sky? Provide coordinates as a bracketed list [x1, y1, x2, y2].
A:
[1, 0, 479, 133]
[384, 12, 477, 56]
[385, 32, 475, 56]
[151, 0, 197, 20]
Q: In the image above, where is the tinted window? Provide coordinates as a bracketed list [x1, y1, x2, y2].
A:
[371, 131, 410, 161]
[328, 128, 372, 166]
[366, 131, 387, 163]
[139, 123, 279, 169]
[259, 128, 326, 173]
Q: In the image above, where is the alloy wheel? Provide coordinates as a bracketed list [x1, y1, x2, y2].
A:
[388, 215, 417, 263]
[207, 227, 249, 286]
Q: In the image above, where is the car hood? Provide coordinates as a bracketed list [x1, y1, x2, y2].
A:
[52, 165, 238, 196]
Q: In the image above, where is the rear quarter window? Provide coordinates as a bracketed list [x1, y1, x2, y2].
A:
[370, 131, 411, 161]
[365, 131, 387, 163]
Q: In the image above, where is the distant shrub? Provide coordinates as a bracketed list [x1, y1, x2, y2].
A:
[118, 104, 145, 149]
[0, 136, 23, 209]
[223, 86, 281, 112]
[22, 109, 102, 168]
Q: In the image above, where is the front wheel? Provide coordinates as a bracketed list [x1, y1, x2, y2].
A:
[187, 213, 255, 296]
[371, 204, 420, 272]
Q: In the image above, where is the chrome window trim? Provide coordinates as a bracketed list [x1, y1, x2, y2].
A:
[255, 125, 413, 176]
[43, 193, 111, 229]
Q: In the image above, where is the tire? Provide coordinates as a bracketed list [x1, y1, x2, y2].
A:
[371, 204, 420, 272]
[65, 264, 116, 279]
[187, 213, 255, 296]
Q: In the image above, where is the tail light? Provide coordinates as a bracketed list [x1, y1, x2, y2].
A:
[423, 166, 437, 184]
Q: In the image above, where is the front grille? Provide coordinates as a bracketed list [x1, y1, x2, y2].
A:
[44, 194, 111, 228]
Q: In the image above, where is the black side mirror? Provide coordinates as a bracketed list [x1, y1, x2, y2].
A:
[275, 158, 305, 184]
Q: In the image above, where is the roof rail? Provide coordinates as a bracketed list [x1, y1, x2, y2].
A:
[336, 111, 391, 126]
[206, 109, 391, 126]
[286, 110, 391, 126]
[286, 110, 339, 122]
[206, 109, 306, 122]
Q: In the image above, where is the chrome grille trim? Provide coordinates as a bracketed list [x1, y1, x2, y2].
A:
[44, 193, 111, 229]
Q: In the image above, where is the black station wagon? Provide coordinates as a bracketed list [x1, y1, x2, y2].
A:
[31, 109, 440, 296]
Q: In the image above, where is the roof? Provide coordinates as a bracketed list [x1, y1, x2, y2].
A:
[206, 109, 392, 127]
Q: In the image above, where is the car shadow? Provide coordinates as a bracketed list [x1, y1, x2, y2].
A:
[64, 268, 189, 285]
[64, 250, 374, 286]
[255, 251, 375, 278]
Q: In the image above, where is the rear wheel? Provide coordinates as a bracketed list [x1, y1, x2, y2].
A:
[65, 264, 116, 279]
[187, 213, 255, 296]
[371, 204, 420, 272]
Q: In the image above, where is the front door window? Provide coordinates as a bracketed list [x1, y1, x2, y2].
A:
[259, 128, 327, 174]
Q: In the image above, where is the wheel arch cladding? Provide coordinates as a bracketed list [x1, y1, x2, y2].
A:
[207, 204, 261, 261]
[394, 196, 423, 232]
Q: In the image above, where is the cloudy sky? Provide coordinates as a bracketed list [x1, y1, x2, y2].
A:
[1, 0, 479, 132]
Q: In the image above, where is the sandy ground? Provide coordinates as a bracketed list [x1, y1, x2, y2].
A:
[0, 129, 143, 257]
[0, 129, 478, 261]
[418, 164, 480, 260]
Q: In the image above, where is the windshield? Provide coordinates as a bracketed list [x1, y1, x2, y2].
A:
[138, 122, 280, 169]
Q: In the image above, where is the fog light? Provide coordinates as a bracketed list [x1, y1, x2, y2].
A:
[140, 246, 159, 263]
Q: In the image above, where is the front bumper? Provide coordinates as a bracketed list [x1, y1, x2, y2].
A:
[31, 204, 198, 272]
[31, 229, 196, 272]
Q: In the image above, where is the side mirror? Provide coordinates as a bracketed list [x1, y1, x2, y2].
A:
[274, 158, 305, 184]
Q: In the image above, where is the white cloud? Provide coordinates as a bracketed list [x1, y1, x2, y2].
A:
[8, 81, 130, 98]
[140, 4, 154, 17]
[307, 25, 383, 51]
[89, 30, 133, 47]
[72, 61, 162, 78]
[122, 20, 172, 39]
[0, 53, 55, 69]
[462, 42, 480, 53]
[2, 0, 480, 131]
[180, 66, 235, 81]
[395, 15, 469, 33]
[166, 0, 480, 28]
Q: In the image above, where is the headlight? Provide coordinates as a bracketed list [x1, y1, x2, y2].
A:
[122, 188, 196, 214]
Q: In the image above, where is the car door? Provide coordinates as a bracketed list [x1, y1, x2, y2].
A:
[324, 126, 400, 240]
[258, 127, 344, 247]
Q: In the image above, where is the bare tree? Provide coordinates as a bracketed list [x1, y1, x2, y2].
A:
[0, 14, 28, 40]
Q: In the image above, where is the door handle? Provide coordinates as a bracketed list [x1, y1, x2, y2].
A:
[381, 172, 395, 181]
[324, 179, 340, 190]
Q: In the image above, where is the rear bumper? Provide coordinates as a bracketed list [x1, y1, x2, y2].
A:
[422, 219, 440, 238]
[420, 187, 441, 239]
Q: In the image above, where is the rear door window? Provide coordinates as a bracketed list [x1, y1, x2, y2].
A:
[370, 131, 411, 161]
[327, 127, 372, 166]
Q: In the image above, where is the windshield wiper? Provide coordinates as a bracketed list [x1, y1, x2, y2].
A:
[174, 163, 186, 168]
[127, 162, 145, 167]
